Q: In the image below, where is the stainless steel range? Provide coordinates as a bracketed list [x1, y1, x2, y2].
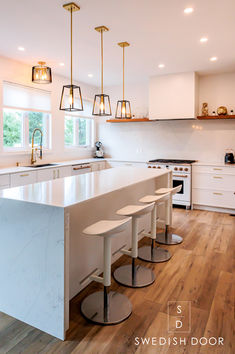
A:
[147, 159, 196, 209]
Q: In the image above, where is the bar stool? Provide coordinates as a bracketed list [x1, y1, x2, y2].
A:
[155, 185, 183, 245]
[113, 203, 156, 288]
[81, 218, 132, 325]
[138, 193, 172, 263]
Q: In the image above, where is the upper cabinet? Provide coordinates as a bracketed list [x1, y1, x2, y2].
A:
[149, 72, 199, 120]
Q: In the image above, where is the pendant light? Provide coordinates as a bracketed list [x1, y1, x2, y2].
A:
[32, 61, 52, 84]
[115, 42, 132, 119]
[92, 26, 111, 116]
[60, 2, 83, 111]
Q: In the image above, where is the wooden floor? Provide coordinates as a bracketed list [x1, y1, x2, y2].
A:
[0, 209, 234, 354]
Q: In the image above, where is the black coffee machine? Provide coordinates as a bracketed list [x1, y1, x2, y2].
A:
[225, 150, 234, 164]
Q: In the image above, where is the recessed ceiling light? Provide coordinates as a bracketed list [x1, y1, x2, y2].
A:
[18, 46, 25, 51]
[210, 57, 218, 62]
[158, 64, 165, 69]
[88, 73, 93, 78]
[59, 62, 64, 66]
[184, 7, 194, 14]
[200, 37, 208, 43]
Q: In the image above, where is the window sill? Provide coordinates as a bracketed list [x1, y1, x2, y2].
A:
[1, 149, 52, 156]
[64, 146, 93, 151]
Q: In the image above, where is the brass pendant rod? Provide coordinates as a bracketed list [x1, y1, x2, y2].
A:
[123, 46, 125, 100]
[101, 29, 104, 94]
[70, 7, 73, 86]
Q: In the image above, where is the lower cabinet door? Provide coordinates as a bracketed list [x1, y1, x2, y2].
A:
[10, 171, 37, 187]
[0, 174, 10, 189]
[58, 166, 72, 179]
[37, 169, 55, 182]
[193, 188, 235, 209]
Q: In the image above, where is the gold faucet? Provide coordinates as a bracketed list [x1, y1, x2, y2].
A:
[31, 128, 43, 165]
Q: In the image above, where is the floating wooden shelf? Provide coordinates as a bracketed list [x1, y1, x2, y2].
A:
[197, 115, 235, 120]
[106, 118, 150, 123]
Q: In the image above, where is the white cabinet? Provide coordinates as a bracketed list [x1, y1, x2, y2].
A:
[10, 171, 37, 187]
[107, 161, 146, 168]
[58, 166, 72, 179]
[192, 164, 235, 210]
[0, 174, 10, 190]
[149, 72, 199, 120]
[91, 161, 106, 171]
[37, 166, 72, 182]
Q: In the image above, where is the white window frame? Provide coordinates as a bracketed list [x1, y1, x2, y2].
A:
[2, 107, 51, 153]
[64, 99, 95, 150]
[64, 115, 95, 149]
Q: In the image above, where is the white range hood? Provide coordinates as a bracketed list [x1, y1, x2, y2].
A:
[149, 71, 199, 120]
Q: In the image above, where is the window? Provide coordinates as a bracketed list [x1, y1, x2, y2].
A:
[64, 100, 94, 148]
[2, 82, 51, 151]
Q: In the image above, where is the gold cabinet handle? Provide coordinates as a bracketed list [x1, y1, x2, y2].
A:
[213, 168, 222, 171]
[213, 176, 223, 179]
[213, 192, 223, 195]
[20, 174, 29, 177]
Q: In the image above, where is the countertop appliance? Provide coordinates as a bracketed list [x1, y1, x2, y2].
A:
[94, 141, 104, 158]
[147, 159, 196, 209]
[225, 151, 234, 164]
[71, 163, 92, 175]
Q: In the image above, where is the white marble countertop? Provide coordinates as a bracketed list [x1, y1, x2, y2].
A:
[0, 167, 169, 207]
[0, 158, 104, 176]
[192, 161, 235, 167]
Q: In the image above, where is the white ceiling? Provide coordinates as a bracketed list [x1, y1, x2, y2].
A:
[0, 0, 235, 87]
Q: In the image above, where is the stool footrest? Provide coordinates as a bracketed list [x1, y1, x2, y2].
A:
[140, 231, 154, 239]
[120, 248, 132, 256]
[90, 274, 104, 284]
[80, 268, 102, 287]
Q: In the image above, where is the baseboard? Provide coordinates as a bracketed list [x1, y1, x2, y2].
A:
[192, 204, 235, 214]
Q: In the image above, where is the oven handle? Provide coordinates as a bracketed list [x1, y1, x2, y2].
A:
[173, 174, 188, 178]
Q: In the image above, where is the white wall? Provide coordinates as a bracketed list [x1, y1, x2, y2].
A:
[0, 56, 98, 168]
[98, 72, 235, 163]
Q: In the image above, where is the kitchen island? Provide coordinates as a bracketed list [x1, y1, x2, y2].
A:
[0, 167, 171, 340]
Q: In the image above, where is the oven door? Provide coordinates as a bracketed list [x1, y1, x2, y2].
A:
[172, 173, 190, 203]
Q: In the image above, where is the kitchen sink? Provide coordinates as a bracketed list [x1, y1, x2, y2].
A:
[25, 163, 58, 168]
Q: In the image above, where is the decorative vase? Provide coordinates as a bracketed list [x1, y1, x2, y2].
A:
[217, 106, 227, 116]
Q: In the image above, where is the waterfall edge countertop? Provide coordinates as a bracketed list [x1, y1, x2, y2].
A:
[0, 167, 170, 208]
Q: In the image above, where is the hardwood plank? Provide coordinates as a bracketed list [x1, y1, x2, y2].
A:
[199, 271, 235, 354]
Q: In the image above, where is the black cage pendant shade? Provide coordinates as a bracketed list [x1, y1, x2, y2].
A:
[115, 42, 132, 119]
[32, 61, 52, 84]
[92, 26, 111, 116]
[60, 2, 83, 112]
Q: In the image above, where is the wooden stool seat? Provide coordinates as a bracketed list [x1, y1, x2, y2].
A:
[155, 185, 182, 196]
[139, 194, 169, 204]
[116, 203, 154, 218]
[83, 218, 130, 237]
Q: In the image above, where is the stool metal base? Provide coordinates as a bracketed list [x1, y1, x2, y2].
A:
[156, 231, 183, 245]
[113, 260, 155, 288]
[138, 241, 172, 263]
[81, 290, 132, 325]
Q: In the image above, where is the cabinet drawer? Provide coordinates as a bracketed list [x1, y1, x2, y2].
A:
[192, 188, 235, 209]
[193, 165, 235, 176]
[10, 171, 37, 187]
[0, 174, 10, 188]
[193, 173, 235, 191]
